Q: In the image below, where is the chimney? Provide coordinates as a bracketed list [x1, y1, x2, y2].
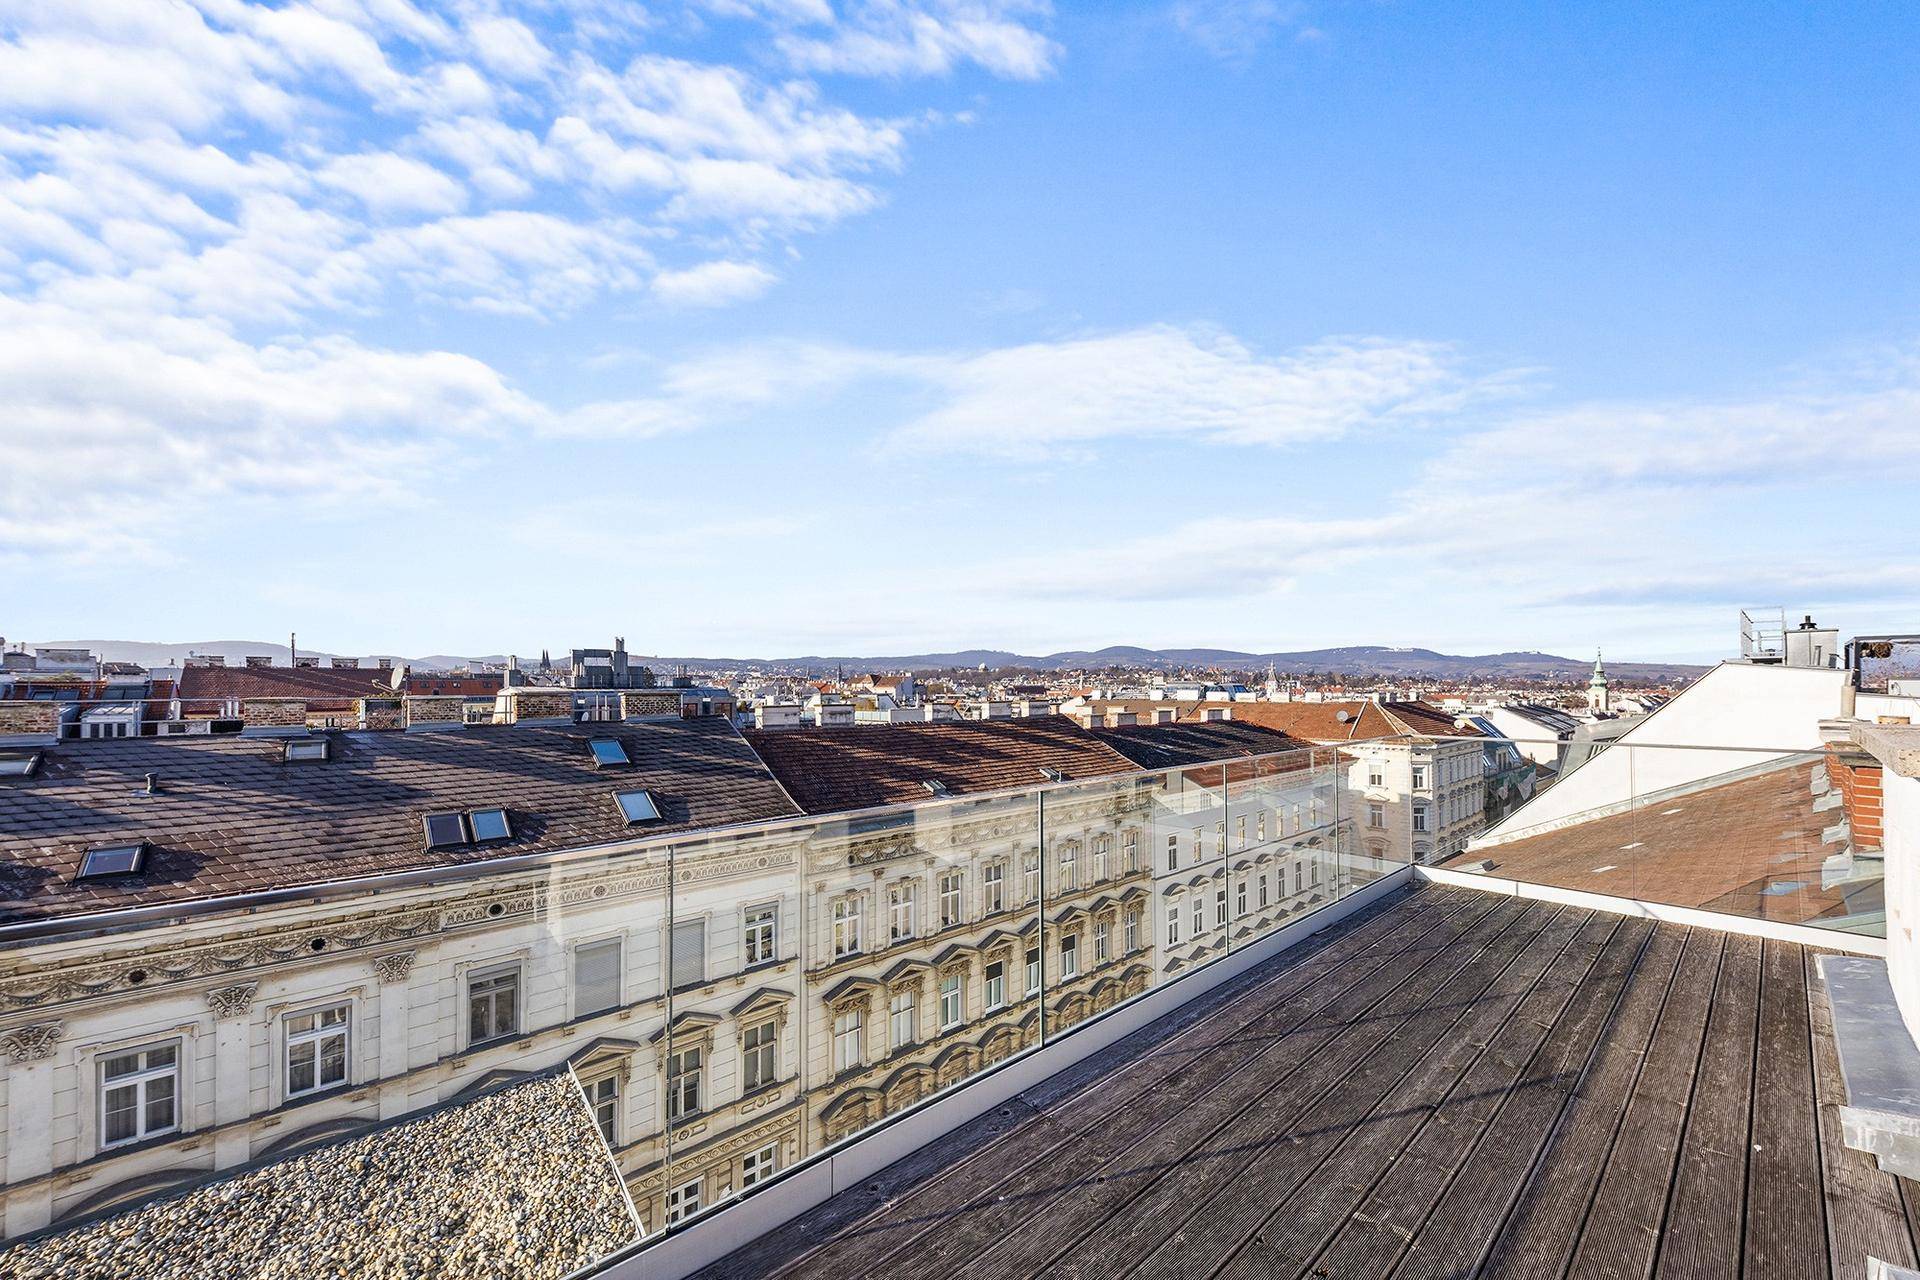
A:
[244, 655, 273, 668]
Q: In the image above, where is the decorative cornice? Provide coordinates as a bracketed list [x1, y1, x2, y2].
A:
[0, 1022, 62, 1063]
[206, 982, 258, 1018]
[371, 952, 417, 984]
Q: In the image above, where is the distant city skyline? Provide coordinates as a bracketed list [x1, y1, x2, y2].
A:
[3, 2, 1916, 664]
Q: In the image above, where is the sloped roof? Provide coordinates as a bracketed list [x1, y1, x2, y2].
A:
[741, 717, 1139, 814]
[1088, 721, 1305, 770]
[175, 664, 391, 702]
[0, 718, 798, 925]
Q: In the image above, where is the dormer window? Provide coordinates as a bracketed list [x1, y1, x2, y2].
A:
[78, 842, 147, 880]
[284, 739, 329, 763]
[0, 750, 43, 778]
[423, 812, 468, 849]
[589, 739, 631, 768]
[468, 807, 512, 842]
[615, 790, 661, 824]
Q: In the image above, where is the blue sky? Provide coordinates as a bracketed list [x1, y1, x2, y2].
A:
[2, 1, 1916, 663]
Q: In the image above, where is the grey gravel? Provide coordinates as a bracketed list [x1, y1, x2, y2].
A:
[0, 1073, 636, 1280]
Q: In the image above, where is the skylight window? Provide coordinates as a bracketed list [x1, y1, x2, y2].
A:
[589, 739, 631, 768]
[615, 790, 661, 824]
[0, 751, 43, 778]
[922, 780, 950, 796]
[422, 812, 468, 849]
[78, 842, 147, 880]
[1038, 767, 1066, 783]
[468, 807, 512, 842]
[284, 739, 329, 763]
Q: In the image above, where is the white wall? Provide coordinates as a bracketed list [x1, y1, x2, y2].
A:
[1885, 767, 1920, 1039]
[1474, 662, 1849, 846]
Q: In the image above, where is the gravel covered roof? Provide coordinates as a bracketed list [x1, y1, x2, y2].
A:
[0, 1072, 637, 1280]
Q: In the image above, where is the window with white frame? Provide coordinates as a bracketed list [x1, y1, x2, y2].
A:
[1125, 910, 1139, 953]
[833, 897, 862, 957]
[99, 1044, 178, 1148]
[1215, 888, 1228, 927]
[1192, 829, 1203, 863]
[1167, 833, 1180, 872]
[1259, 872, 1270, 908]
[1093, 835, 1110, 882]
[1191, 897, 1205, 935]
[890, 990, 917, 1050]
[468, 964, 520, 1045]
[1294, 862, 1304, 894]
[1022, 853, 1040, 902]
[742, 1020, 777, 1091]
[741, 1143, 778, 1189]
[1057, 843, 1077, 892]
[1236, 880, 1248, 917]
[586, 1074, 618, 1143]
[983, 862, 1005, 914]
[1167, 906, 1181, 947]
[1059, 933, 1078, 979]
[666, 1177, 702, 1225]
[285, 1004, 349, 1098]
[1412, 764, 1428, 790]
[984, 960, 1006, 1009]
[1368, 767, 1384, 787]
[938, 872, 963, 928]
[665, 1044, 703, 1122]
[889, 881, 918, 943]
[1025, 946, 1041, 996]
[1236, 816, 1247, 849]
[670, 919, 706, 990]
[1123, 829, 1140, 872]
[574, 938, 623, 1017]
[833, 1007, 864, 1073]
[1257, 812, 1267, 842]
[1094, 919, 1110, 964]
[743, 904, 778, 967]
[1412, 801, 1429, 833]
[1215, 822, 1225, 855]
[1367, 801, 1385, 829]
[939, 973, 964, 1029]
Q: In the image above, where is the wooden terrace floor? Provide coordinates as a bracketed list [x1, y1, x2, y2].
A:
[701, 884, 1920, 1280]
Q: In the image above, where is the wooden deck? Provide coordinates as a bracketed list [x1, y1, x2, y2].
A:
[700, 884, 1920, 1280]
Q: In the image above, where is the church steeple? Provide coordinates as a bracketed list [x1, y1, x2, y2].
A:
[1587, 648, 1610, 714]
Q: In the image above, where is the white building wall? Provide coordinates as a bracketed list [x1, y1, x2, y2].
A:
[1475, 662, 1850, 847]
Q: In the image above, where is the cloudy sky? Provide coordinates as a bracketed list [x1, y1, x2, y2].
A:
[2, 1, 1916, 663]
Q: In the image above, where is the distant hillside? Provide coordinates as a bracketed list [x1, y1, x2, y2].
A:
[34, 640, 1705, 683]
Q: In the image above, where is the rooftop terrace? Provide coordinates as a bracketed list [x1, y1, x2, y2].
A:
[698, 883, 1913, 1280]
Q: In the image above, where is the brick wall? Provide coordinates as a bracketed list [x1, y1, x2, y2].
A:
[360, 698, 404, 731]
[502, 690, 574, 723]
[1828, 745, 1885, 850]
[241, 698, 307, 727]
[622, 691, 681, 719]
[404, 695, 466, 727]
[0, 702, 58, 737]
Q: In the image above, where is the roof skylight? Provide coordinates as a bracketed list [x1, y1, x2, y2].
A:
[77, 842, 147, 880]
[422, 812, 468, 849]
[615, 790, 661, 824]
[468, 807, 512, 842]
[0, 750, 43, 778]
[284, 739, 329, 763]
[921, 780, 950, 796]
[589, 739, 631, 768]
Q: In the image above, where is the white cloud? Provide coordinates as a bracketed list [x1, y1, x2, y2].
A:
[0, 295, 542, 561]
[1172, 0, 1305, 64]
[317, 151, 467, 217]
[777, 1, 1060, 80]
[652, 258, 778, 306]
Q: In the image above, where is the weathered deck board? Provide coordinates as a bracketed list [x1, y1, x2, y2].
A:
[1650, 929, 1760, 1280]
[696, 886, 1903, 1280]
[1745, 938, 1829, 1280]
